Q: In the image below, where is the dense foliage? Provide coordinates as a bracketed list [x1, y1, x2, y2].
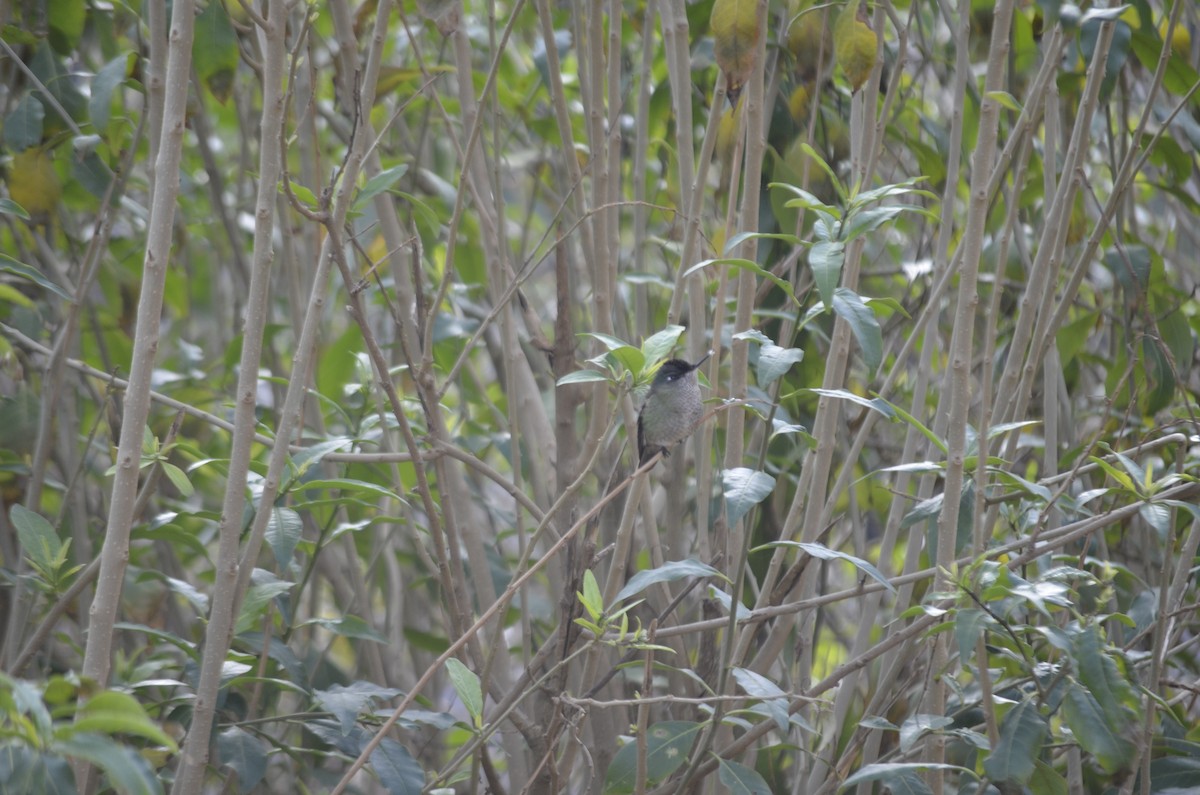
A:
[2, 0, 1199, 793]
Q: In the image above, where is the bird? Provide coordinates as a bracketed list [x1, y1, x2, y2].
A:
[786, 0, 833, 84]
[834, 0, 878, 94]
[710, 0, 763, 106]
[637, 353, 711, 466]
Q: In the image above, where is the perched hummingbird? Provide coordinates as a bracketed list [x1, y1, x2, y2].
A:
[637, 353, 711, 466]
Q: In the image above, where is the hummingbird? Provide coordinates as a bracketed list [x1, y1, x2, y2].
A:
[637, 352, 711, 466]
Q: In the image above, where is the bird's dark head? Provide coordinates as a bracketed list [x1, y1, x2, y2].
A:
[651, 352, 711, 388]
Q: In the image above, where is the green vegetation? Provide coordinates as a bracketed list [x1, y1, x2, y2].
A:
[2, 0, 1199, 793]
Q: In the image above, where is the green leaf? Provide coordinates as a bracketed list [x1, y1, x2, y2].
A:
[831, 287, 882, 373]
[1029, 759, 1067, 795]
[393, 190, 442, 240]
[265, 507, 303, 569]
[89, 53, 134, 134]
[723, 468, 776, 527]
[0, 198, 31, 219]
[289, 438, 354, 481]
[216, 726, 267, 794]
[954, 607, 991, 664]
[72, 149, 111, 199]
[54, 734, 160, 795]
[0, 744, 73, 794]
[900, 494, 943, 529]
[723, 230, 804, 253]
[984, 90, 1023, 111]
[717, 757, 772, 795]
[298, 478, 404, 503]
[445, 658, 483, 728]
[752, 541, 895, 594]
[808, 240, 844, 309]
[769, 179, 840, 216]
[898, 714, 953, 753]
[0, 254, 72, 301]
[279, 178, 319, 210]
[10, 504, 61, 574]
[579, 569, 604, 620]
[733, 329, 772, 346]
[4, 674, 53, 738]
[641, 325, 686, 364]
[841, 762, 974, 792]
[584, 334, 643, 376]
[982, 698, 1046, 784]
[1061, 680, 1136, 774]
[303, 615, 387, 644]
[235, 576, 295, 635]
[1069, 625, 1137, 726]
[756, 343, 804, 386]
[4, 93, 46, 152]
[849, 178, 936, 207]
[68, 690, 179, 750]
[887, 402, 947, 454]
[614, 559, 727, 605]
[556, 369, 613, 386]
[356, 164, 411, 211]
[1150, 757, 1200, 791]
[604, 721, 702, 793]
[684, 258, 799, 307]
[370, 737, 425, 795]
[731, 668, 789, 732]
[803, 388, 895, 421]
[1088, 455, 1136, 493]
[160, 462, 194, 498]
[0, 283, 36, 308]
[841, 205, 910, 242]
[1102, 244, 1151, 292]
[314, 682, 403, 736]
[773, 144, 846, 204]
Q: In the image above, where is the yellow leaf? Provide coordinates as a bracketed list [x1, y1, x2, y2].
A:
[834, 0, 878, 93]
[711, 0, 763, 105]
[786, 0, 833, 83]
[7, 147, 61, 216]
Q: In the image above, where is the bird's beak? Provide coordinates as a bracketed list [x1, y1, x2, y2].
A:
[693, 350, 713, 370]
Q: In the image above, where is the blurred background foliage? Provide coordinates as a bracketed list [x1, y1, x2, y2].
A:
[1, 0, 1199, 793]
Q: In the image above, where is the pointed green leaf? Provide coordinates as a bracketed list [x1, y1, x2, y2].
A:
[556, 369, 613, 386]
[803, 388, 895, 421]
[685, 258, 799, 306]
[1061, 681, 1136, 774]
[10, 505, 60, 573]
[0, 254, 72, 301]
[370, 737, 425, 795]
[983, 698, 1046, 784]
[723, 468, 776, 527]
[753, 541, 895, 594]
[756, 343, 804, 386]
[831, 287, 882, 373]
[605, 721, 702, 793]
[641, 325, 686, 364]
[717, 757, 773, 795]
[809, 240, 844, 309]
[614, 560, 727, 604]
[356, 164, 410, 210]
[445, 658, 483, 727]
[731, 668, 789, 732]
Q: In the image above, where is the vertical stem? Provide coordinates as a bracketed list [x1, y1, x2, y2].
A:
[927, 1, 1015, 790]
[77, 0, 195, 791]
[170, 0, 286, 789]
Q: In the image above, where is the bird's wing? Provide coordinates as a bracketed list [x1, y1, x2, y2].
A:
[637, 412, 647, 464]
